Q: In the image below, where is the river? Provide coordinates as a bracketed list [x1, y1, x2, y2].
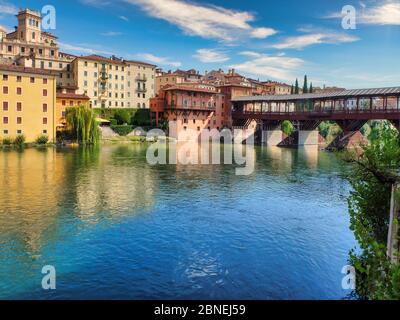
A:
[0, 144, 356, 299]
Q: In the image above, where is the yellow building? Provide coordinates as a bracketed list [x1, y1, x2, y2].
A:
[0, 64, 56, 143]
[56, 86, 90, 126]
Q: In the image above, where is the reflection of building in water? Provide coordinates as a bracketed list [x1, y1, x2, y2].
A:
[299, 146, 319, 169]
[74, 145, 157, 220]
[0, 148, 66, 254]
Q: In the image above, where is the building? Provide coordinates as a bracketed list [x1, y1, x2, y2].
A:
[313, 86, 346, 94]
[262, 81, 292, 95]
[0, 64, 56, 143]
[56, 85, 90, 127]
[0, 9, 76, 88]
[155, 69, 202, 95]
[217, 84, 253, 128]
[150, 83, 225, 139]
[73, 55, 156, 109]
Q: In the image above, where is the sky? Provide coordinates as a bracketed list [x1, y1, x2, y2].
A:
[0, 0, 399, 88]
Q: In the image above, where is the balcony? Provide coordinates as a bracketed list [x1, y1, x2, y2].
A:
[164, 103, 216, 111]
[99, 72, 108, 82]
[136, 75, 147, 82]
[136, 87, 147, 93]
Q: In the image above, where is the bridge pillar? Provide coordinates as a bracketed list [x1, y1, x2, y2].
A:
[297, 121, 321, 146]
[327, 120, 368, 150]
[298, 130, 320, 145]
[261, 121, 282, 146]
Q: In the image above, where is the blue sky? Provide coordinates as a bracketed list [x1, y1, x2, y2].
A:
[1, 0, 399, 88]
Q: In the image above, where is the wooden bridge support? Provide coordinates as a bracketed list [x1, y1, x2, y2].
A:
[327, 120, 368, 150]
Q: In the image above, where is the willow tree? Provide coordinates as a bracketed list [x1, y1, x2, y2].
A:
[65, 105, 100, 144]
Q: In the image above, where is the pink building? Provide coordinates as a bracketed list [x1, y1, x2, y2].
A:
[150, 84, 225, 139]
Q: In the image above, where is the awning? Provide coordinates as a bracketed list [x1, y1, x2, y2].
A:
[95, 118, 111, 123]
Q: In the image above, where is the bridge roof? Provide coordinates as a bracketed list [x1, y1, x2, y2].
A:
[232, 86, 400, 102]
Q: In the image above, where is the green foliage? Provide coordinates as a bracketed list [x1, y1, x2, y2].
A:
[2, 137, 13, 146]
[344, 126, 400, 299]
[113, 109, 131, 125]
[14, 134, 26, 147]
[131, 109, 151, 127]
[109, 118, 118, 126]
[36, 135, 49, 145]
[281, 120, 294, 136]
[111, 125, 133, 136]
[65, 105, 100, 144]
[309, 82, 313, 94]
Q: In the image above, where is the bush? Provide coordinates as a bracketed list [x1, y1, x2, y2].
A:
[111, 125, 133, 136]
[2, 137, 13, 146]
[113, 109, 131, 125]
[131, 109, 150, 126]
[14, 134, 26, 147]
[36, 135, 49, 145]
[109, 118, 118, 126]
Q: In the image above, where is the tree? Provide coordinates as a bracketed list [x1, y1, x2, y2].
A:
[294, 79, 299, 94]
[344, 126, 400, 299]
[281, 120, 294, 136]
[309, 82, 313, 94]
[290, 85, 294, 95]
[113, 109, 131, 125]
[65, 105, 100, 144]
[302, 75, 308, 94]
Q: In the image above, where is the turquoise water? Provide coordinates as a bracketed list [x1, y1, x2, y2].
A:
[0, 145, 355, 299]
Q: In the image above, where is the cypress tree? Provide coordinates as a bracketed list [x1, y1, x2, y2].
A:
[290, 85, 294, 95]
[309, 82, 313, 94]
[294, 79, 299, 94]
[303, 75, 308, 94]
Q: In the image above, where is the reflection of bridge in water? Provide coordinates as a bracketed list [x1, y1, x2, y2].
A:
[232, 87, 400, 149]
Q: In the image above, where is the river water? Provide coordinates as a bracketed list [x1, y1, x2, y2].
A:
[0, 144, 355, 299]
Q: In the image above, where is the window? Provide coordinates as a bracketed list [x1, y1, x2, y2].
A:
[43, 118, 48, 125]
[3, 86, 8, 94]
[2, 74, 8, 81]
[16, 76, 22, 82]
[43, 78, 48, 84]
[84, 61, 88, 67]
[16, 102, 22, 111]
[43, 104, 48, 112]
[3, 117, 8, 124]
[62, 100, 66, 106]
[17, 117, 22, 124]
[43, 130, 47, 134]
[3, 102, 8, 111]
[69, 101, 73, 106]
[38, 48, 43, 55]
[17, 130, 22, 134]
[30, 77, 35, 83]
[3, 130, 8, 135]
[51, 50, 55, 56]
[43, 89, 48, 96]
[48, 62, 52, 68]
[84, 71, 88, 77]
[7, 45, 12, 52]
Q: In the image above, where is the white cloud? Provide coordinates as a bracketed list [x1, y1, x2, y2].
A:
[325, 1, 400, 26]
[0, 1, 18, 15]
[193, 49, 229, 63]
[124, 0, 277, 42]
[100, 31, 123, 36]
[59, 42, 115, 56]
[135, 53, 181, 67]
[119, 15, 129, 22]
[239, 51, 262, 58]
[360, 1, 400, 25]
[231, 54, 305, 82]
[270, 32, 359, 50]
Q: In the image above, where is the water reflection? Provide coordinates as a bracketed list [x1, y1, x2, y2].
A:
[0, 144, 355, 300]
